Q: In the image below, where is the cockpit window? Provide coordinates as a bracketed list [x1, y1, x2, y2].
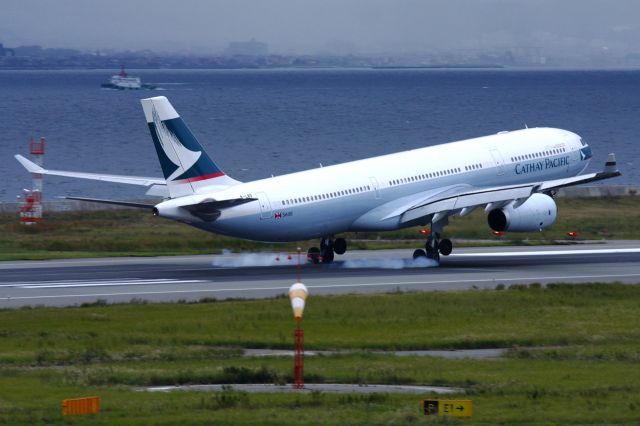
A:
[580, 138, 587, 146]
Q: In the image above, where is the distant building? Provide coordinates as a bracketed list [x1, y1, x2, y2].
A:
[0, 43, 15, 56]
[224, 38, 268, 56]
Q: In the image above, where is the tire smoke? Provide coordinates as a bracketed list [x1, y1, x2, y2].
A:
[212, 250, 300, 268]
[340, 256, 438, 269]
[212, 250, 438, 269]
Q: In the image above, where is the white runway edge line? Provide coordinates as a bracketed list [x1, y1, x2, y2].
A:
[4, 273, 640, 301]
[452, 248, 640, 257]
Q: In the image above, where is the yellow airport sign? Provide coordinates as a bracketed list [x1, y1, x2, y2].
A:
[422, 399, 472, 417]
[62, 396, 100, 415]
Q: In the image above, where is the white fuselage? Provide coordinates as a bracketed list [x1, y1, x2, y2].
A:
[156, 127, 589, 242]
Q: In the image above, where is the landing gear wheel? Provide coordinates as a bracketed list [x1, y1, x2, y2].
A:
[439, 239, 453, 256]
[413, 249, 427, 259]
[307, 247, 320, 264]
[425, 237, 440, 263]
[319, 237, 335, 264]
[426, 247, 440, 263]
[322, 249, 334, 264]
[334, 238, 347, 255]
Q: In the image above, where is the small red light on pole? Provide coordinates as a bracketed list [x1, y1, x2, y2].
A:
[492, 231, 506, 236]
[566, 231, 578, 237]
[420, 229, 430, 235]
[293, 327, 304, 389]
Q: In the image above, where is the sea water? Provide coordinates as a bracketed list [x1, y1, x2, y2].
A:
[1, 68, 638, 201]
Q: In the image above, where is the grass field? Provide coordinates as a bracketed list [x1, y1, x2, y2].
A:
[1, 196, 639, 260]
[1, 284, 640, 425]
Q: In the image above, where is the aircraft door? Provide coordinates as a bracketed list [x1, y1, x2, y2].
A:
[369, 177, 380, 199]
[256, 192, 272, 220]
[489, 149, 505, 176]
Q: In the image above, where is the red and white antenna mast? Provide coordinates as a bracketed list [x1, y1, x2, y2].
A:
[19, 137, 45, 225]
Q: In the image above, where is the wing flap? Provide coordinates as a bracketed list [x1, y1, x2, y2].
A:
[400, 184, 535, 223]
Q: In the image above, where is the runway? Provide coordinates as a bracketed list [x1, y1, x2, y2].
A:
[1, 241, 639, 308]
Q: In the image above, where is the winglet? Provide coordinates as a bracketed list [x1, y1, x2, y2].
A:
[603, 153, 617, 174]
[14, 154, 44, 173]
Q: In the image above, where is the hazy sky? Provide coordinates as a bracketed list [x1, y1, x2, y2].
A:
[1, 0, 639, 55]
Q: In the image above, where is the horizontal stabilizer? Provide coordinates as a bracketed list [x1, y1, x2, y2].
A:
[15, 154, 43, 173]
[15, 155, 165, 187]
[63, 196, 156, 209]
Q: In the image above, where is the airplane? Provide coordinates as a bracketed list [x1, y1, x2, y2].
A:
[15, 96, 621, 264]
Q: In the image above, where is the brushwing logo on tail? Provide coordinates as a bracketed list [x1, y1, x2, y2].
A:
[152, 106, 201, 181]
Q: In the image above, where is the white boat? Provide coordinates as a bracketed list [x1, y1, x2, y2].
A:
[101, 66, 154, 90]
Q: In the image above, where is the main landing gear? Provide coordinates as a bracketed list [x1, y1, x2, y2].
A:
[307, 237, 347, 264]
[412, 234, 452, 263]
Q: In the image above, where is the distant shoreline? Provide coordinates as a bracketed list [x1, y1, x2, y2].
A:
[2, 65, 640, 71]
[371, 64, 503, 69]
[0, 64, 503, 71]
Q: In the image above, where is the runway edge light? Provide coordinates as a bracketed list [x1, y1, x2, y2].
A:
[288, 282, 308, 321]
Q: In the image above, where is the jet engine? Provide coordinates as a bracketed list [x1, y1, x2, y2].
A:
[487, 193, 557, 232]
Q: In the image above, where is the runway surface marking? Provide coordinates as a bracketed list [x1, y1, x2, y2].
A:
[4, 273, 640, 301]
[452, 248, 640, 257]
[1, 278, 205, 289]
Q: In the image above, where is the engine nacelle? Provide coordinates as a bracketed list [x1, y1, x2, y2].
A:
[487, 193, 557, 232]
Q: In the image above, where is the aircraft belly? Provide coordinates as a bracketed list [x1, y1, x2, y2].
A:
[206, 199, 369, 242]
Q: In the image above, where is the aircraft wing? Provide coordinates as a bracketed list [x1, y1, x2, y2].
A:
[540, 163, 621, 191]
[14, 154, 165, 187]
[387, 153, 621, 225]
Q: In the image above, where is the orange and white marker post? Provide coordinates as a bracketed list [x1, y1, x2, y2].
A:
[289, 282, 308, 389]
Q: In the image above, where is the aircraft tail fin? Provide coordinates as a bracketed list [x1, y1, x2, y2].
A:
[141, 96, 239, 198]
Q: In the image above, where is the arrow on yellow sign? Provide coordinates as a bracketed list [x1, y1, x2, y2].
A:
[422, 399, 472, 417]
